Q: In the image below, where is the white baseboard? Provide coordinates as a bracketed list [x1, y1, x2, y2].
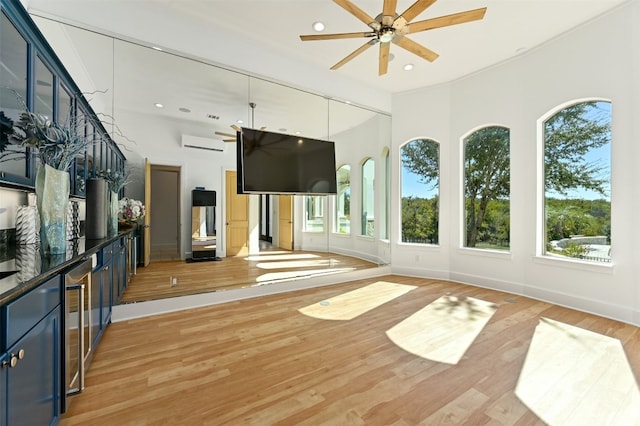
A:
[449, 271, 639, 327]
[112, 265, 391, 322]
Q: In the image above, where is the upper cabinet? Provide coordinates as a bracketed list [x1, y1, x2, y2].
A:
[0, 10, 33, 186]
[0, 0, 125, 193]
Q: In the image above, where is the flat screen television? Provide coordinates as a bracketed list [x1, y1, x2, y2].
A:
[237, 128, 337, 195]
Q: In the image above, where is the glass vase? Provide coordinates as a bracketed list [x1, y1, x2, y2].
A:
[108, 191, 119, 237]
[36, 164, 70, 255]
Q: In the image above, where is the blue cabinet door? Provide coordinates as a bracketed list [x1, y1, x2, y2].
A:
[0, 352, 6, 426]
[118, 240, 127, 299]
[100, 261, 112, 330]
[6, 306, 61, 426]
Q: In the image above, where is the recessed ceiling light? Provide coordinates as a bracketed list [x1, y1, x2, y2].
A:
[312, 21, 325, 32]
[154, 103, 164, 108]
[295, 131, 301, 135]
[237, 119, 244, 124]
[178, 107, 191, 113]
[403, 64, 414, 71]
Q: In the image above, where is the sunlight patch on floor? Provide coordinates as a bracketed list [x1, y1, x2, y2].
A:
[386, 295, 498, 364]
[256, 259, 341, 269]
[515, 318, 640, 426]
[255, 268, 355, 284]
[246, 253, 320, 261]
[298, 281, 417, 320]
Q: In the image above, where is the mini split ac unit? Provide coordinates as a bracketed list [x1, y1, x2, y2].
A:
[181, 135, 225, 152]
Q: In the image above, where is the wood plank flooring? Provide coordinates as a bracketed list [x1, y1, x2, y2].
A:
[120, 250, 379, 303]
[61, 275, 640, 425]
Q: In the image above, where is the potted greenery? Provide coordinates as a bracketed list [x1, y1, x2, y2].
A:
[8, 110, 89, 254]
[97, 168, 130, 236]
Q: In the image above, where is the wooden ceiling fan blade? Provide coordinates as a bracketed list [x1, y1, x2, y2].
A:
[333, 0, 380, 30]
[393, 36, 439, 62]
[409, 8, 487, 33]
[223, 139, 236, 143]
[383, 0, 398, 16]
[231, 124, 242, 132]
[215, 131, 235, 138]
[399, 0, 437, 23]
[331, 40, 376, 70]
[379, 43, 390, 76]
[300, 32, 375, 41]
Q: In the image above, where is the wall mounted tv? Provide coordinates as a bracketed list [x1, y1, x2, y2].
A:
[237, 127, 337, 195]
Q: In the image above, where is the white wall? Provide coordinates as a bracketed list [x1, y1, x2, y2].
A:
[112, 110, 237, 258]
[392, 1, 640, 325]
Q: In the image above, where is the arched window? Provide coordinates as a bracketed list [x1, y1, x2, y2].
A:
[304, 195, 325, 232]
[543, 100, 611, 262]
[334, 165, 350, 234]
[463, 127, 510, 250]
[400, 139, 439, 244]
[361, 158, 375, 237]
[382, 148, 390, 240]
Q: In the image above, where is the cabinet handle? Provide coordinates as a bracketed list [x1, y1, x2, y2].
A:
[7, 349, 24, 368]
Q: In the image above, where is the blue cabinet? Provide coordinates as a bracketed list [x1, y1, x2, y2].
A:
[100, 243, 113, 331]
[115, 237, 128, 302]
[0, 0, 127, 192]
[1, 275, 62, 426]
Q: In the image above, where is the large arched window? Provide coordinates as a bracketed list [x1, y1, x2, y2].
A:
[361, 158, 375, 237]
[463, 126, 510, 250]
[334, 164, 350, 234]
[400, 139, 439, 244]
[543, 100, 611, 262]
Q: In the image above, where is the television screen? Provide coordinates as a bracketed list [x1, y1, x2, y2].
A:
[237, 128, 337, 195]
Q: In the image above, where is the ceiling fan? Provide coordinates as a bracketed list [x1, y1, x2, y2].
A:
[214, 102, 266, 143]
[215, 124, 242, 143]
[215, 125, 268, 143]
[299, 0, 487, 75]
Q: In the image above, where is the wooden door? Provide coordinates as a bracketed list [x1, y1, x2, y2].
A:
[143, 158, 151, 266]
[278, 195, 293, 250]
[225, 170, 248, 256]
[150, 165, 181, 261]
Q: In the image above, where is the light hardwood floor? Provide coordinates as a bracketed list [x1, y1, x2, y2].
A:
[61, 275, 640, 425]
[120, 250, 380, 303]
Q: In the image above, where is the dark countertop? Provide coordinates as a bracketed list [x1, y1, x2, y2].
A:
[0, 229, 134, 305]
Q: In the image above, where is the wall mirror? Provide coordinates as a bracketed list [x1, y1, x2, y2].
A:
[31, 14, 390, 304]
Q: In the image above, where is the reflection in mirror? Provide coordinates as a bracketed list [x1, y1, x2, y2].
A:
[247, 78, 328, 139]
[0, 11, 30, 182]
[361, 158, 375, 237]
[29, 15, 390, 304]
[328, 100, 391, 264]
[191, 189, 217, 260]
[335, 165, 350, 235]
[34, 55, 54, 118]
[191, 206, 217, 257]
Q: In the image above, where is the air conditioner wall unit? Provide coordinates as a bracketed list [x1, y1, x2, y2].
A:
[181, 135, 225, 152]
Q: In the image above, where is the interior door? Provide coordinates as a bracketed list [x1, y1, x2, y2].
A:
[278, 195, 293, 250]
[143, 158, 151, 266]
[225, 170, 248, 256]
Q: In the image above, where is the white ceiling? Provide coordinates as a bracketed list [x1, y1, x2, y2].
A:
[26, 0, 628, 98]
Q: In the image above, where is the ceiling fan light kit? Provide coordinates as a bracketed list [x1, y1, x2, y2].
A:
[300, 0, 487, 76]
